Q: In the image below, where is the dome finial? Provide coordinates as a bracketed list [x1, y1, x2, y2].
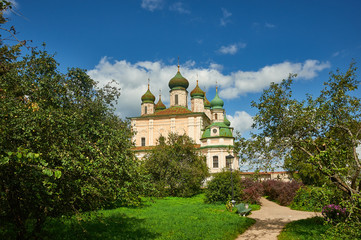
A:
[216, 80, 218, 92]
[177, 56, 180, 72]
[148, 78, 150, 89]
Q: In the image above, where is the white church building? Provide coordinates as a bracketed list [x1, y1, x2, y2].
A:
[130, 65, 239, 173]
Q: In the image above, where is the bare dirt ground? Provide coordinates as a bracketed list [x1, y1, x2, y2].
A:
[236, 197, 321, 240]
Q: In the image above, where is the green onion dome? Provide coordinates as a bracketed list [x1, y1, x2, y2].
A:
[190, 80, 205, 99]
[168, 70, 189, 90]
[141, 85, 155, 103]
[204, 93, 211, 109]
[155, 95, 166, 111]
[224, 115, 231, 127]
[210, 87, 224, 109]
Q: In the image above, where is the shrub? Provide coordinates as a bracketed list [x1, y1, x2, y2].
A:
[322, 204, 347, 223]
[262, 180, 303, 206]
[240, 178, 263, 204]
[290, 185, 338, 212]
[205, 170, 243, 204]
[143, 133, 209, 197]
[322, 221, 361, 239]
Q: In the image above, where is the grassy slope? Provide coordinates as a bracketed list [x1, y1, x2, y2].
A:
[40, 194, 255, 240]
[278, 217, 331, 240]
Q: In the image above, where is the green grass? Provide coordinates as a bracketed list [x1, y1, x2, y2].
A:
[278, 217, 331, 240]
[33, 194, 255, 240]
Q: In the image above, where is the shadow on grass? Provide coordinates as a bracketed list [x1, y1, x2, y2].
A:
[278, 217, 330, 240]
[41, 212, 160, 240]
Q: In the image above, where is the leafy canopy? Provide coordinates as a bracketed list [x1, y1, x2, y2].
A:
[238, 62, 361, 200]
[143, 133, 209, 197]
[0, 2, 147, 239]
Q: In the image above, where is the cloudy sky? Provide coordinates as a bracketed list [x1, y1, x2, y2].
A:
[5, 0, 361, 137]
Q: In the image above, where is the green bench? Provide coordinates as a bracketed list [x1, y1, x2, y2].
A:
[235, 203, 252, 216]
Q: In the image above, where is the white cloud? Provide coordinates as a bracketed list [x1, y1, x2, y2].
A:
[88, 58, 330, 118]
[169, 2, 190, 14]
[265, 22, 276, 28]
[219, 60, 330, 99]
[141, 0, 163, 11]
[218, 42, 246, 55]
[220, 8, 232, 26]
[227, 111, 253, 134]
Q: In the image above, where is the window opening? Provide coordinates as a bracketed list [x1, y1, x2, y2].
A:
[141, 137, 146, 146]
[213, 156, 219, 168]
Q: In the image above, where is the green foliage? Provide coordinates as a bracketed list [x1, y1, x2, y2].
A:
[322, 204, 348, 223]
[238, 62, 361, 219]
[322, 221, 361, 240]
[225, 200, 234, 212]
[284, 149, 330, 186]
[143, 133, 209, 197]
[278, 217, 331, 240]
[290, 185, 342, 212]
[205, 170, 243, 204]
[1, 194, 256, 240]
[0, 4, 148, 238]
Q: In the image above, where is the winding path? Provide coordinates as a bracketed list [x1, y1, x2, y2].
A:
[236, 198, 321, 240]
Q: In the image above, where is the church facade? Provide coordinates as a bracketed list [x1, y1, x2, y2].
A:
[130, 66, 239, 173]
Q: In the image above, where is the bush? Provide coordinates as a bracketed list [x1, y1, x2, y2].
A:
[322, 221, 361, 239]
[240, 178, 263, 204]
[262, 180, 303, 206]
[205, 170, 243, 204]
[322, 204, 347, 223]
[143, 133, 209, 197]
[290, 185, 339, 212]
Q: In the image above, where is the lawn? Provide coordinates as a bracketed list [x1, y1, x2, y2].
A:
[30, 194, 255, 240]
[278, 217, 331, 240]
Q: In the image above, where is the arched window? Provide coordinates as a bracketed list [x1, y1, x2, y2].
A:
[214, 114, 217, 120]
[144, 106, 148, 114]
[213, 156, 219, 168]
[175, 94, 178, 105]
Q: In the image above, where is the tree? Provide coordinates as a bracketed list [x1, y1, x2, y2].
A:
[0, 3, 147, 239]
[143, 133, 209, 197]
[283, 147, 331, 186]
[238, 62, 361, 203]
[204, 170, 243, 204]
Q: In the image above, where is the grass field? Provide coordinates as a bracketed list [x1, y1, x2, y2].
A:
[278, 217, 331, 240]
[24, 194, 257, 240]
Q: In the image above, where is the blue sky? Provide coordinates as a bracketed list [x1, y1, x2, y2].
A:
[5, 0, 361, 137]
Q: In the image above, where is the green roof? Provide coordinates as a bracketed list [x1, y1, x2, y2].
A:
[141, 86, 155, 103]
[190, 81, 205, 98]
[224, 115, 231, 127]
[204, 94, 211, 109]
[210, 89, 224, 109]
[201, 122, 233, 139]
[169, 71, 189, 90]
[155, 96, 166, 111]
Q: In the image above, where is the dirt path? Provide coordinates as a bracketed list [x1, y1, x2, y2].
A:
[236, 197, 321, 240]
